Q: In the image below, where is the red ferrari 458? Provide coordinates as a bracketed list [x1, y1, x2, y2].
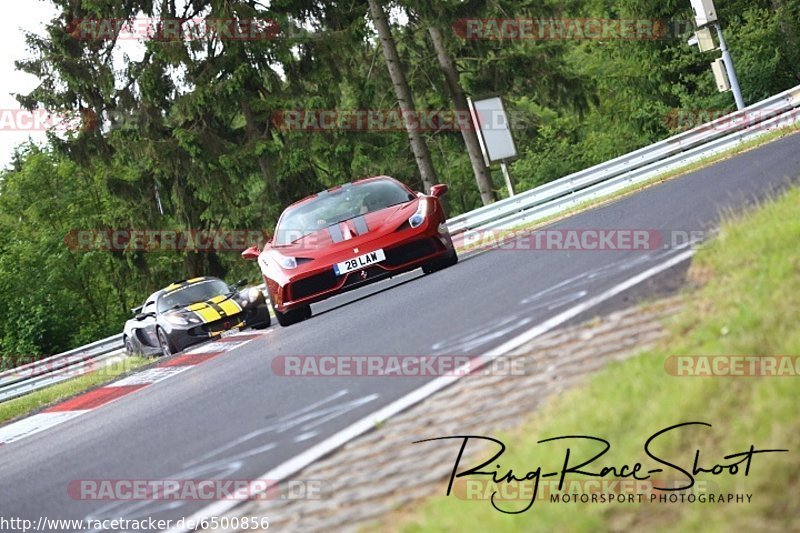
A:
[242, 176, 458, 326]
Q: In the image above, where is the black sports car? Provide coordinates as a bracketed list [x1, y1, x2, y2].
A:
[123, 276, 271, 357]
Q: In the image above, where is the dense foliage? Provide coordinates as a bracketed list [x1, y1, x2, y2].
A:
[1, 0, 798, 364]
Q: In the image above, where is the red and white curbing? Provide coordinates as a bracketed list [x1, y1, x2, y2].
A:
[0, 332, 262, 445]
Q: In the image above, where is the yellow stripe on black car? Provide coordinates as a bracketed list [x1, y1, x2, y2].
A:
[164, 277, 207, 293]
[186, 302, 221, 323]
[208, 295, 242, 316]
[185, 295, 241, 323]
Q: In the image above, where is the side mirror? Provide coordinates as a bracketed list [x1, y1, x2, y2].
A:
[236, 278, 248, 287]
[135, 312, 151, 321]
[430, 184, 449, 198]
[241, 245, 261, 261]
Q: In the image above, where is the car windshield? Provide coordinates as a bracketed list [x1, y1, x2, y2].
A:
[156, 280, 231, 312]
[273, 178, 414, 245]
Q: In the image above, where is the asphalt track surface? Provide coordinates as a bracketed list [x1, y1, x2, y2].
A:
[1, 134, 799, 529]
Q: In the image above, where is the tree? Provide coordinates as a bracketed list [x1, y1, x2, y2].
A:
[427, 25, 496, 205]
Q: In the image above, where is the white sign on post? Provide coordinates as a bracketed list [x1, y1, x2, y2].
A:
[468, 96, 518, 165]
[468, 96, 518, 196]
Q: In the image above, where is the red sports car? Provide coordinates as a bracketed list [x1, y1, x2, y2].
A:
[242, 176, 458, 326]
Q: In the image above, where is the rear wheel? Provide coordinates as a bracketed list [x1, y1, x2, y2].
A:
[423, 249, 459, 274]
[156, 328, 175, 357]
[274, 304, 311, 327]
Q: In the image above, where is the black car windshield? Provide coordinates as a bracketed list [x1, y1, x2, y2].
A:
[156, 280, 231, 312]
[273, 178, 415, 245]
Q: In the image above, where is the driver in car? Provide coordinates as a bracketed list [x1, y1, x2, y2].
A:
[359, 192, 384, 214]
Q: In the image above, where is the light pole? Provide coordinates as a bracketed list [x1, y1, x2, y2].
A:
[712, 23, 745, 110]
[688, 0, 745, 110]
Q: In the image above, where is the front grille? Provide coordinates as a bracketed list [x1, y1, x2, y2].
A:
[342, 266, 387, 289]
[190, 312, 244, 335]
[291, 270, 339, 300]
[384, 238, 438, 266]
[289, 239, 441, 301]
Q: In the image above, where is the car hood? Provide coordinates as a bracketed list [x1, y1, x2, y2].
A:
[273, 200, 418, 257]
[169, 294, 244, 323]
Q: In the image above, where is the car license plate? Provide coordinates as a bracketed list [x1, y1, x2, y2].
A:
[333, 249, 386, 276]
[219, 328, 239, 338]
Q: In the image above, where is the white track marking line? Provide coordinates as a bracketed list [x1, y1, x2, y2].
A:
[165, 247, 695, 532]
[184, 340, 249, 354]
[0, 336, 261, 445]
[0, 411, 89, 444]
[109, 367, 191, 387]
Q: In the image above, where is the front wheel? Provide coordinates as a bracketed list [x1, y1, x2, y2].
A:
[124, 335, 137, 356]
[156, 328, 175, 357]
[251, 305, 272, 329]
[274, 304, 311, 327]
[422, 249, 458, 274]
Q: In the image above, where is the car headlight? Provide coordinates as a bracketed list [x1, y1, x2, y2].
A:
[238, 286, 262, 306]
[247, 286, 260, 302]
[276, 255, 298, 269]
[165, 314, 200, 326]
[409, 202, 429, 229]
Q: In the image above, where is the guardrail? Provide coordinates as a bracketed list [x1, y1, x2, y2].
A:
[0, 334, 124, 403]
[448, 83, 800, 235]
[1, 85, 799, 405]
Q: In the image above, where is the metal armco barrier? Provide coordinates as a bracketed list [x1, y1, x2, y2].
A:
[448, 83, 800, 235]
[0, 334, 124, 402]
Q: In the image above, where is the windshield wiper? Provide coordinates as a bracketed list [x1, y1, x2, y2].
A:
[331, 215, 361, 225]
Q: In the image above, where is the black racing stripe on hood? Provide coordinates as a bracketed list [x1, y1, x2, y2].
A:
[352, 215, 368, 236]
[328, 223, 344, 243]
[206, 300, 229, 318]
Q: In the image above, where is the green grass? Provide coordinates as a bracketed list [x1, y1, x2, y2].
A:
[456, 126, 799, 254]
[390, 186, 800, 532]
[0, 356, 150, 425]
